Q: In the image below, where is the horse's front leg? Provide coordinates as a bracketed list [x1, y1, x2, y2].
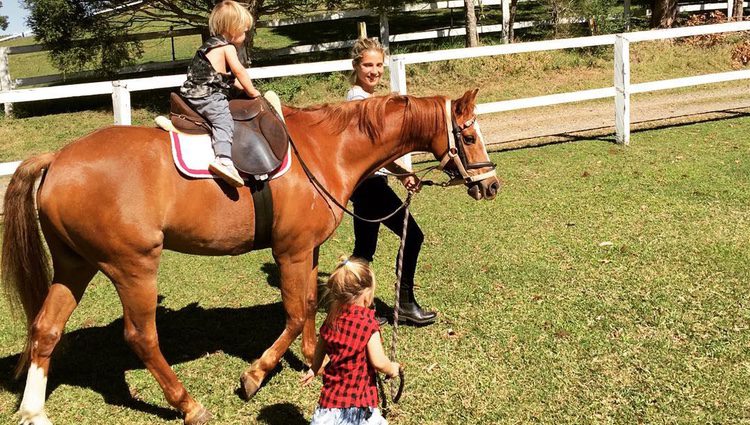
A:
[301, 247, 320, 363]
[239, 249, 317, 400]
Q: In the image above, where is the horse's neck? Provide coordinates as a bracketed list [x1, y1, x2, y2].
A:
[289, 97, 444, 204]
[332, 115, 425, 199]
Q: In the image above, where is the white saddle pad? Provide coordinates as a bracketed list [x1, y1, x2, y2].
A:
[169, 131, 292, 180]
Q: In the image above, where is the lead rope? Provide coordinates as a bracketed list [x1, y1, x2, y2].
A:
[377, 191, 411, 416]
[390, 191, 410, 400]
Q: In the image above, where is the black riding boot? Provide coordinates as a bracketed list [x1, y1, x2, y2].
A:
[396, 288, 437, 326]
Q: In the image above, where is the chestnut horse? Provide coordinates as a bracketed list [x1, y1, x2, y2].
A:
[2, 89, 499, 425]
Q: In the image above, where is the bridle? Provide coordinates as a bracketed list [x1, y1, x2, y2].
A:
[436, 99, 497, 185]
[289, 98, 498, 223]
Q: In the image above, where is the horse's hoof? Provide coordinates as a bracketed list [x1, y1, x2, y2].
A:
[18, 412, 52, 425]
[239, 371, 261, 401]
[184, 405, 212, 425]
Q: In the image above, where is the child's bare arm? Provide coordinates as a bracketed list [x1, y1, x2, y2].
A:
[310, 336, 327, 374]
[301, 337, 327, 386]
[366, 332, 399, 378]
[224, 46, 261, 98]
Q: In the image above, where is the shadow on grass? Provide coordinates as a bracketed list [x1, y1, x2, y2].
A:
[257, 402, 307, 425]
[261, 262, 331, 289]
[0, 300, 304, 421]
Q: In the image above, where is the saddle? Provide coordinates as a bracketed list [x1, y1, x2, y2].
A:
[169, 93, 289, 177]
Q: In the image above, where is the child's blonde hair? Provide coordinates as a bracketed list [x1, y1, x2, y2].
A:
[349, 37, 386, 85]
[324, 256, 376, 328]
[209, 0, 253, 37]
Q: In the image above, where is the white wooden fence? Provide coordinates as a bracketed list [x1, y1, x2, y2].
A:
[390, 20, 750, 145]
[2, 0, 744, 91]
[0, 21, 749, 175]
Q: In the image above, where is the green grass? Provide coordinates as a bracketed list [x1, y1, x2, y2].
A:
[1, 115, 750, 424]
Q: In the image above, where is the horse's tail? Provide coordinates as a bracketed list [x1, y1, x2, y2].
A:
[2, 152, 55, 378]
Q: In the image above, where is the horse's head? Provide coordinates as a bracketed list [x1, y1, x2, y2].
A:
[432, 89, 501, 201]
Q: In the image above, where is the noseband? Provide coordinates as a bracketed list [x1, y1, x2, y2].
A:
[437, 100, 497, 184]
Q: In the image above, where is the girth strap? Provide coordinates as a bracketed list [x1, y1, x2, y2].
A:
[251, 181, 273, 249]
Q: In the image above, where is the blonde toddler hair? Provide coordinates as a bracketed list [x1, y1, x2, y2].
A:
[324, 256, 376, 328]
[349, 37, 386, 85]
[209, 0, 254, 37]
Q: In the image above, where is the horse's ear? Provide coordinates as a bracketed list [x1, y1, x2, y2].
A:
[454, 88, 480, 115]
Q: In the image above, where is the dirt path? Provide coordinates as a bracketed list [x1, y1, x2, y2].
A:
[478, 83, 750, 149]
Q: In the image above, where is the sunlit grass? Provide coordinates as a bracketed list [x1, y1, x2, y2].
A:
[1, 116, 749, 423]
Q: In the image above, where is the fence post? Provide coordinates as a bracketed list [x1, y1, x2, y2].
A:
[614, 35, 630, 145]
[112, 80, 132, 125]
[0, 47, 13, 117]
[502, 0, 510, 43]
[389, 55, 407, 95]
[379, 10, 390, 50]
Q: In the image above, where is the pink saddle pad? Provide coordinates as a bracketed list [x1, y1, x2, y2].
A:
[169, 131, 291, 180]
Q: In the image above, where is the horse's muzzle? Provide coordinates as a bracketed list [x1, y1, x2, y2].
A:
[468, 176, 501, 201]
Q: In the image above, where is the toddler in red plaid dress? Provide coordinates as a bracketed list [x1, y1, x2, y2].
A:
[301, 257, 400, 424]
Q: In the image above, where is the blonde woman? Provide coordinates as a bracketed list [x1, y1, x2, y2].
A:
[346, 38, 436, 326]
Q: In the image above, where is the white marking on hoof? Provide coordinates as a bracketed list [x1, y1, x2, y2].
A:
[18, 412, 52, 425]
[18, 363, 50, 425]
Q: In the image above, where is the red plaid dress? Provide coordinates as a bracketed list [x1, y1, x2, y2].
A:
[319, 304, 380, 408]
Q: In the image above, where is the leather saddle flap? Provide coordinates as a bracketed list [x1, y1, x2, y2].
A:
[169, 93, 289, 176]
[232, 98, 289, 175]
[170, 93, 208, 134]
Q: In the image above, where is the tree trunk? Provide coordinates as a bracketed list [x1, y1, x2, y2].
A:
[508, 0, 518, 42]
[242, 0, 263, 66]
[733, 0, 744, 20]
[650, 0, 679, 28]
[464, 0, 479, 47]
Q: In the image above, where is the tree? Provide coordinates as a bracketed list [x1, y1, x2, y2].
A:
[733, 0, 744, 20]
[25, 0, 351, 74]
[464, 0, 478, 47]
[0, 1, 9, 31]
[650, 0, 678, 28]
[507, 0, 518, 42]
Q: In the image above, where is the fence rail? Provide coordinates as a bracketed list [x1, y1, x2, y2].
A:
[3, 0, 744, 90]
[1, 21, 750, 175]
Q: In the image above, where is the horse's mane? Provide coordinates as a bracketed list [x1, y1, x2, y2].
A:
[288, 94, 446, 143]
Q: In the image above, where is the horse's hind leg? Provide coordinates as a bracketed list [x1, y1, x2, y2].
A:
[18, 239, 96, 425]
[105, 257, 212, 425]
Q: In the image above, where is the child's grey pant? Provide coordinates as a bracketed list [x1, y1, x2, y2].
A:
[186, 93, 234, 158]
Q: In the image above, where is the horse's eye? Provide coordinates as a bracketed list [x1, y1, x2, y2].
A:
[463, 135, 476, 144]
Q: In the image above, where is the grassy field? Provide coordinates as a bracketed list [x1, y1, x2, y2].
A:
[0, 114, 749, 424]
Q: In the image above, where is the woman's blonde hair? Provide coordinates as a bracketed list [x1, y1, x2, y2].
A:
[349, 37, 386, 85]
[209, 0, 253, 37]
[324, 256, 376, 328]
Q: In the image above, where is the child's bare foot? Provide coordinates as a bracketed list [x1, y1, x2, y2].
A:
[209, 156, 244, 187]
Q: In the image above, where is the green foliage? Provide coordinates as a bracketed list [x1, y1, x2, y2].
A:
[25, 0, 145, 74]
[539, 0, 625, 37]
[0, 1, 7, 31]
[572, 0, 625, 35]
[22, 0, 347, 74]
